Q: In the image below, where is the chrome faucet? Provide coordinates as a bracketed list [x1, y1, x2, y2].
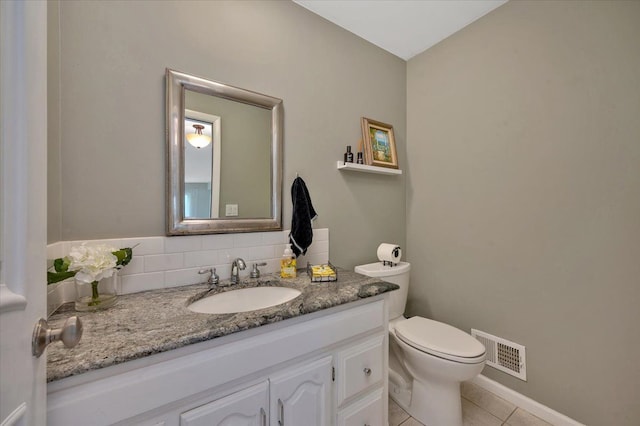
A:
[230, 258, 246, 284]
[198, 267, 219, 289]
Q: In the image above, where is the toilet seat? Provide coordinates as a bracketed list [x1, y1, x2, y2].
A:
[395, 317, 485, 364]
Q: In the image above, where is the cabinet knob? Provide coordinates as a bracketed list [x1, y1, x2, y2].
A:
[363, 367, 372, 376]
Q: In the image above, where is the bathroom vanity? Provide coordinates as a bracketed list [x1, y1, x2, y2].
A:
[46, 271, 397, 425]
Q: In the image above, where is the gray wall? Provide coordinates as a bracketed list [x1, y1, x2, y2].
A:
[406, 1, 640, 425]
[47, 0, 407, 269]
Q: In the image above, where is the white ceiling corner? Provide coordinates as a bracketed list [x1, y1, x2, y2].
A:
[293, 0, 507, 60]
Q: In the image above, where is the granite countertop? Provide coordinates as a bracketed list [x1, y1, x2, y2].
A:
[47, 269, 397, 383]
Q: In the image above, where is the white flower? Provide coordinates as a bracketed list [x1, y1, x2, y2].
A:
[68, 244, 118, 284]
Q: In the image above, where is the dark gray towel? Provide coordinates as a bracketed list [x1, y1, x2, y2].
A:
[289, 177, 317, 257]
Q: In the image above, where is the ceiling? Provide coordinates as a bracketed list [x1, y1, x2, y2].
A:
[293, 0, 507, 60]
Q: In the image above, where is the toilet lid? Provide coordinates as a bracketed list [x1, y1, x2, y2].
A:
[395, 317, 485, 361]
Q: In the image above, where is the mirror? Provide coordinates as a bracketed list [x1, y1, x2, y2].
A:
[166, 69, 283, 235]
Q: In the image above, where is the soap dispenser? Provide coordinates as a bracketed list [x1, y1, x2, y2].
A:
[280, 244, 297, 278]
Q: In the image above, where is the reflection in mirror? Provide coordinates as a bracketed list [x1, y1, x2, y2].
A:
[184, 110, 220, 219]
[166, 69, 283, 235]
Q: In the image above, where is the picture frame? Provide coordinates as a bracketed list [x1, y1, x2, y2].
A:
[361, 117, 398, 169]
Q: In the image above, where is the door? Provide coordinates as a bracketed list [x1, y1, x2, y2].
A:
[180, 381, 269, 426]
[0, 1, 49, 425]
[269, 356, 333, 426]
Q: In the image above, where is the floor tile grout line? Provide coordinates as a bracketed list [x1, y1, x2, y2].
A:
[398, 417, 416, 426]
[503, 406, 518, 423]
[463, 395, 508, 424]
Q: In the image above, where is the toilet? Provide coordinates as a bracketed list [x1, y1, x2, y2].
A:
[355, 261, 486, 426]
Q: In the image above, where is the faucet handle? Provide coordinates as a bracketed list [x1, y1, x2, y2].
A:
[199, 267, 219, 288]
[250, 262, 268, 278]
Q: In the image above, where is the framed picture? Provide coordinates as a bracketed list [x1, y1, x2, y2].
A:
[361, 117, 398, 169]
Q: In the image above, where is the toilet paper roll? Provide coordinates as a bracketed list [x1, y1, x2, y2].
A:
[377, 243, 402, 264]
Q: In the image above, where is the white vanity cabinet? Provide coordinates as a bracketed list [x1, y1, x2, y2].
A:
[180, 381, 269, 426]
[47, 297, 389, 426]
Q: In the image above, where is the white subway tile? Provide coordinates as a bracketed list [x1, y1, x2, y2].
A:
[307, 240, 329, 255]
[165, 235, 202, 253]
[69, 239, 123, 249]
[121, 237, 164, 256]
[217, 249, 249, 264]
[201, 234, 234, 250]
[314, 228, 329, 241]
[263, 259, 281, 275]
[248, 246, 277, 261]
[184, 250, 219, 268]
[120, 272, 164, 294]
[165, 268, 206, 288]
[61, 241, 72, 256]
[233, 233, 264, 248]
[274, 243, 287, 256]
[264, 245, 279, 259]
[144, 253, 184, 273]
[60, 280, 77, 304]
[261, 231, 287, 245]
[213, 264, 232, 281]
[304, 252, 329, 265]
[47, 242, 65, 260]
[218, 246, 273, 263]
[119, 256, 144, 275]
[295, 253, 310, 269]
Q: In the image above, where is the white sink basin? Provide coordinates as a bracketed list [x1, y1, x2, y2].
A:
[187, 286, 301, 314]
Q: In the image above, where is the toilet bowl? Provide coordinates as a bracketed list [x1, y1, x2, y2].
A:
[355, 262, 486, 426]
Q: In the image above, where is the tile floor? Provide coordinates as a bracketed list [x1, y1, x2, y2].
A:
[389, 381, 553, 426]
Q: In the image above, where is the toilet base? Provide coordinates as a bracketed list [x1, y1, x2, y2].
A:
[389, 375, 412, 412]
[410, 377, 463, 426]
[389, 370, 464, 426]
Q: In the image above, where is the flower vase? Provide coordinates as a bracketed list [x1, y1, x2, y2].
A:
[75, 271, 118, 311]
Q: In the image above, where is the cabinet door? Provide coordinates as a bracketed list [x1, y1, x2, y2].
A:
[269, 356, 333, 426]
[180, 381, 268, 426]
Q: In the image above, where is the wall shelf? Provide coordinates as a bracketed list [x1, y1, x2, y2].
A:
[336, 161, 402, 175]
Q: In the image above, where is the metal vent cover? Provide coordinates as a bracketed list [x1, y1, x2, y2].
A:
[472, 329, 526, 381]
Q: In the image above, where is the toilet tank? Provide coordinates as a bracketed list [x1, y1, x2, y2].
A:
[354, 262, 411, 320]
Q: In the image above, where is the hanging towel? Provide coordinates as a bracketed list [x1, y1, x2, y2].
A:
[289, 176, 318, 257]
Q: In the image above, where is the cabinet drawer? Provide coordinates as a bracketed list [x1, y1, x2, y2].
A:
[336, 387, 384, 426]
[336, 334, 384, 406]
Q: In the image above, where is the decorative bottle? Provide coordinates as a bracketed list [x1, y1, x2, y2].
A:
[344, 145, 354, 164]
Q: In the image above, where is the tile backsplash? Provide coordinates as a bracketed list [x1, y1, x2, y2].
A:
[47, 229, 329, 303]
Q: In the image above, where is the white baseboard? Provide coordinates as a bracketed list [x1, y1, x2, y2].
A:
[471, 375, 585, 426]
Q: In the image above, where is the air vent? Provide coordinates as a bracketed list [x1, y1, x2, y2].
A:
[471, 329, 526, 381]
